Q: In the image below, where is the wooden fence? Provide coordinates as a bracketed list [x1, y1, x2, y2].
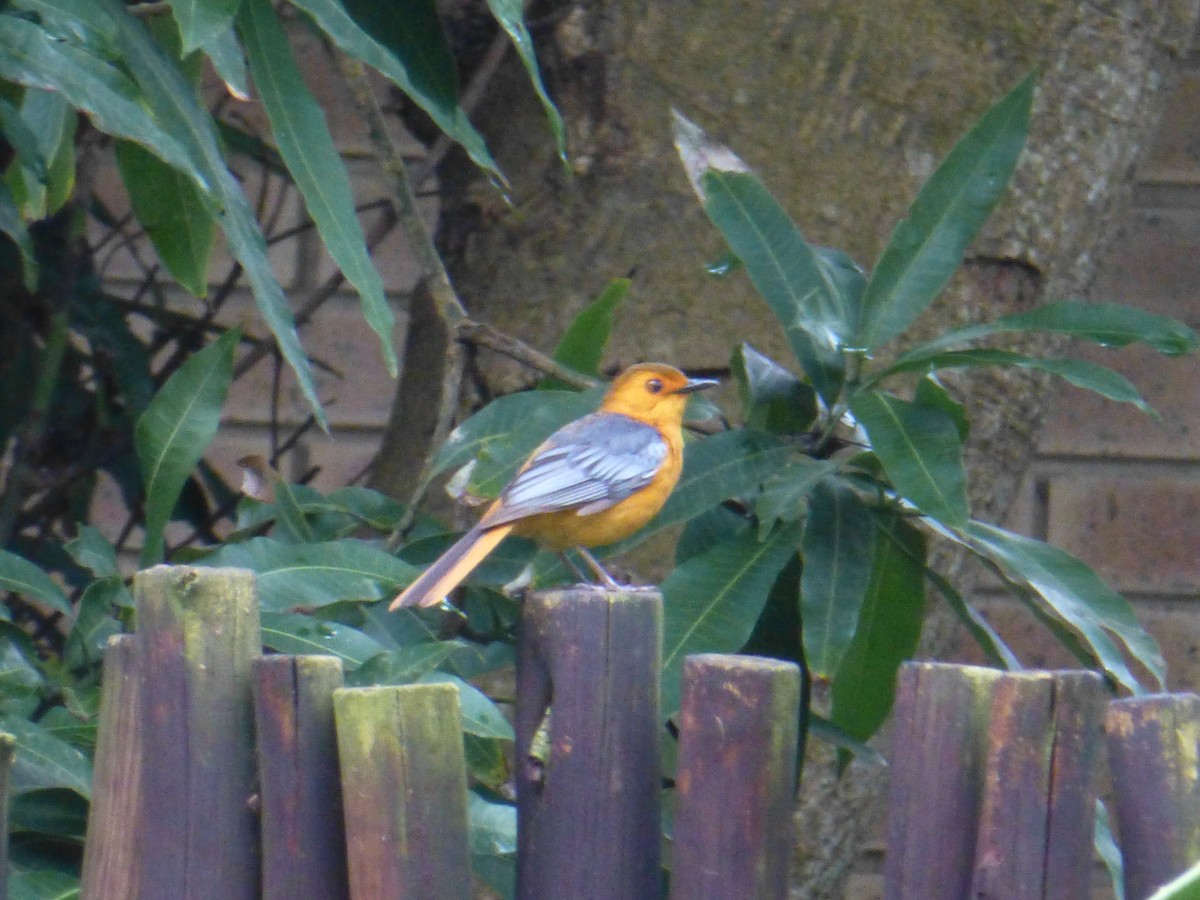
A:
[0, 565, 1194, 898]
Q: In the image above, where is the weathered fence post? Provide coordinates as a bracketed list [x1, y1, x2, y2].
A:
[885, 663, 1105, 899]
[80, 635, 142, 900]
[669, 654, 801, 900]
[134, 565, 262, 899]
[333, 683, 472, 899]
[1106, 693, 1200, 899]
[253, 655, 348, 900]
[971, 669, 1105, 898]
[515, 587, 663, 900]
[0, 731, 14, 900]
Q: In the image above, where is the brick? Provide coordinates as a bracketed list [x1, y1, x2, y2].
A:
[1045, 476, 1200, 595]
[295, 430, 385, 494]
[1139, 69, 1200, 184]
[1088, 208, 1200, 321]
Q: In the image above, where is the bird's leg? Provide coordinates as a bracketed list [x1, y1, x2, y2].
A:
[575, 547, 624, 590]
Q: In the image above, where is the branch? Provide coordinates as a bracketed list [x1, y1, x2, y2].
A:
[456, 319, 600, 390]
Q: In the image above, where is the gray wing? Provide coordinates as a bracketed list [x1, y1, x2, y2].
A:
[482, 413, 668, 526]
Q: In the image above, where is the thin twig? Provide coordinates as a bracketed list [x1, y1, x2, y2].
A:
[456, 319, 599, 389]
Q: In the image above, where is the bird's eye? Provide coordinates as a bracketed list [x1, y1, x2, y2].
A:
[646, 378, 664, 394]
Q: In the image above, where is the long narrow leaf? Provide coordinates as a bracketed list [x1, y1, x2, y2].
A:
[0, 715, 92, 797]
[199, 536, 420, 610]
[964, 520, 1164, 692]
[858, 74, 1034, 349]
[486, 0, 567, 163]
[239, 0, 396, 375]
[673, 111, 849, 403]
[800, 479, 877, 678]
[874, 348, 1155, 414]
[287, 0, 502, 182]
[0, 14, 201, 185]
[115, 140, 214, 296]
[166, 0, 241, 54]
[0, 182, 37, 290]
[541, 279, 629, 389]
[848, 389, 969, 527]
[891, 300, 1199, 363]
[660, 521, 803, 716]
[260, 611, 386, 669]
[0, 550, 71, 617]
[136, 329, 237, 565]
[829, 512, 926, 744]
[67, 0, 325, 423]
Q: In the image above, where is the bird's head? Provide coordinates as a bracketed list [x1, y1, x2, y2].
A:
[599, 363, 718, 423]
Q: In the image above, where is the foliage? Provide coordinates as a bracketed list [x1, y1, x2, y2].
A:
[0, 0, 560, 891]
[0, 9, 1196, 894]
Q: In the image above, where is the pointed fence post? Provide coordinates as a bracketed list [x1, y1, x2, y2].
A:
[253, 655, 348, 900]
[516, 586, 663, 900]
[1106, 693, 1200, 899]
[669, 654, 801, 900]
[80, 635, 142, 900]
[134, 565, 262, 899]
[334, 684, 472, 899]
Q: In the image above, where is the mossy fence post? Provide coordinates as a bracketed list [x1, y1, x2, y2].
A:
[1106, 693, 1200, 899]
[132, 565, 261, 899]
[885, 662, 1105, 899]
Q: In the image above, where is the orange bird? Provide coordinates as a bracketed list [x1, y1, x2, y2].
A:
[390, 363, 718, 609]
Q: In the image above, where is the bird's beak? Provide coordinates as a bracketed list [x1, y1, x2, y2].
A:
[677, 376, 720, 394]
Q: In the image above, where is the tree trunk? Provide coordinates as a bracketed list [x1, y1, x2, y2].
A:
[385, 0, 1200, 894]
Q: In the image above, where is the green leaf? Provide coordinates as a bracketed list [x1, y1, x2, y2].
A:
[288, 0, 502, 183]
[0, 549, 71, 617]
[271, 479, 317, 543]
[64, 526, 120, 579]
[166, 0, 241, 54]
[756, 453, 841, 531]
[350, 643, 457, 685]
[858, 74, 1034, 349]
[238, 0, 396, 376]
[7, 867, 81, 900]
[800, 479, 877, 678]
[419, 672, 514, 740]
[63, 579, 123, 670]
[1095, 800, 1125, 900]
[925, 566, 1021, 670]
[0, 12, 202, 185]
[202, 26, 249, 99]
[469, 789, 517, 856]
[114, 140, 214, 296]
[89, 0, 326, 424]
[731, 343, 818, 434]
[829, 512, 926, 745]
[485, 0, 567, 164]
[673, 111, 850, 402]
[199, 536, 419, 610]
[848, 390, 969, 527]
[0, 716, 92, 797]
[10, 788, 89, 839]
[0, 95, 49, 184]
[0, 181, 37, 291]
[136, 328, 236, 565]
[660, 521, 803, 717]
[963, 520, 1164, 692]
[601, 428, 794, 556]
[913, 375, 969, 441]
[894, 300, 1199, 361]
[874, 348, 1156, 414]
[541, 279, 629, 389]
[260, 611, 386, 669]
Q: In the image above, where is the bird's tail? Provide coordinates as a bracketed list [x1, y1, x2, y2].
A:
[389, 522, 515, 610]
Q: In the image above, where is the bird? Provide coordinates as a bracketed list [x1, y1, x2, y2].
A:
[390, 363, 718, 609]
